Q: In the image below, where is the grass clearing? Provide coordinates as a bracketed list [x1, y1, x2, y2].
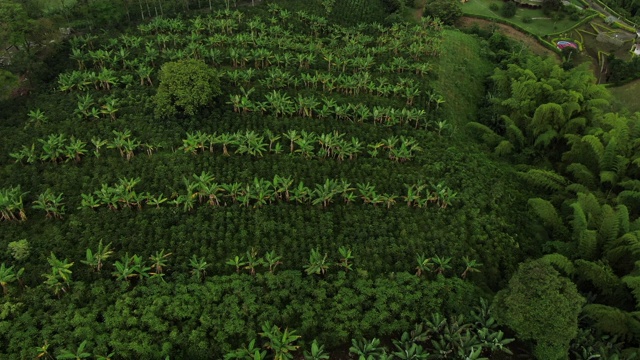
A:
[609, 79, 640, 113]
[462, 0, 583, 36]
[434, 30, 494, 128]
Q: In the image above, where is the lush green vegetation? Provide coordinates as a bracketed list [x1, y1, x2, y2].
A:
[461, 0, 586, 36]
[2, 0, 640, 358]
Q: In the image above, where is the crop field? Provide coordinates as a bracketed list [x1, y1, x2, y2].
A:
[0, 5, 530, 294]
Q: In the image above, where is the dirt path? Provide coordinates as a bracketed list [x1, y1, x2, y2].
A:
[458, 16, 561, 59]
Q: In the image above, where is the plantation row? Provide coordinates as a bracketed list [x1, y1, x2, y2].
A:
[1, 243, 482, 297]
[0, 176, 457, 221]
[60, 54, 434, 93]
[70, 8, 443, 71]
[9, 129, 424, 164]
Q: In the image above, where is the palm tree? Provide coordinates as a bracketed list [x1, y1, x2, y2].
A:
[81, 240, 113, 272]
[303, 340, 329, 360]
[244, 248, 265, 276]
[304, 248, 332, 275]
[189, 255, 209, 282]
[64, 137, 88, 163]
[26, 108, 47, 128]
[100, 98, 119, 120]
[226, 255, 247, 274]
[56, 340, 92, 359]
[283, 130, 300, 153]
[264, 251, 283, 273]
[338, 246, 354, 272]
[461, 256, 482, 279]
[32, 189, 66, 219]
[415, 254, 433, 277]
[150, 250, 172, 276]
[0, 263, 20, 296]
[259, 322, 301, 360]
[432, 255, 452, 275]
[43, 253, 74, 296]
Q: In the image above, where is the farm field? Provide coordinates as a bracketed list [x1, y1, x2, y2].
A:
[2, 0, 640, 358]
[0, 3, 535, 358]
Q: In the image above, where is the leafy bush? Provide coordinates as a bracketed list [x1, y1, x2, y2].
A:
[493, 259, 585, 360]
[522, 16, 532, 23]
[501, 1, 517, 18]
[423, 0, 463, 25]
[489, 3, 499, 11]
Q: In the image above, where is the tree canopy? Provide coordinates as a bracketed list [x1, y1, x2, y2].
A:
[154, 59, 221, 118]
[493, 259, 585, 359]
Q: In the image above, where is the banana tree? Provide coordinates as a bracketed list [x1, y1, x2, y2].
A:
[26, 108, 47, 127]
[0, 263, 20, 296]
[263, 250, 282, 274]
[32, 189, 65, 219]
[81, 240, 114, 272]
[189, 255, 209, 282]
[149, 250, 172, 276]
[260, 322, 301, 360]
[461, 256, 482, 279]
[304, 248, 332, 275]
[0, 186, 27, 221]
[226, 255, 247, 274]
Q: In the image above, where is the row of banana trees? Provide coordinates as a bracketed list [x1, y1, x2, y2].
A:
[0, 244, 481, 298]
[62, 10, 442, 92]
[224, 69, 431, 97]
[10, 129, 423, 165]
[1, 177, 457, 222]
[9, 130, 148, 164]
[180, 129, 423, 161]
[73, 176, 457, 213]
[230, 90, 444, 130]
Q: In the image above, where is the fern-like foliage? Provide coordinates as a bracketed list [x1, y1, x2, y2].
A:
[540, 253, 575, 276]
[575, 259, 623, 296]
[599, 170, 618, 187]
[561, 101, 581, 121]
[563, 117, 587, 135]
[577, 229, 599, 261]
[494, 140, 514, 156]
[600, 136, 618, 172]
[619, 180, 640, 191]
[466, 122, 503, 147]
[617, 191, 640, 213]
[598, 204, 619, 246]
[606, 231, 640, 265]
[503, 115, 526, 148]
[534, 129, 558, 149]
[569, 202, 588, 237]
[566, 163, 597, 189]
[518, 169, 568, 192]
[531, 103, 565, 136]
[576, 192, 603, 228]
[582, 304, 640, 341]
[623, 276, 640, 307]
[528, 198, 567, 236]
[582, 135, 604, 164]
[617, 205, 630, 236]
[565, 183, 591, 195]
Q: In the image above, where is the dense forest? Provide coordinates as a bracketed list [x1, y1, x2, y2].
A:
[1, 0, 640, 358]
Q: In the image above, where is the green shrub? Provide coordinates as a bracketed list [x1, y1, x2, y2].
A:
[489, 3, 499, 11]
[501, 1, 517, 18]
[522, 16, 533, 23]
[569, 12, 581, 21]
